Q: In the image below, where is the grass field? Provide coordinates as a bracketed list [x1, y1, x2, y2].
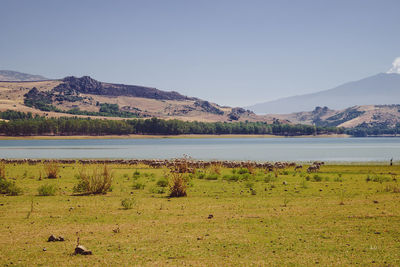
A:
[0, 162, 399, 266]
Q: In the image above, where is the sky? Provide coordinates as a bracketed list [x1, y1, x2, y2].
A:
[1, 0, 400, 107]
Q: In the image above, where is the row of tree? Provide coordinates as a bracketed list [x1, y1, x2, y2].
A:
[0, 110, 344, 136]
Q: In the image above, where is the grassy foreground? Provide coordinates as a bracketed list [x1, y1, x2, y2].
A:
[0, 163, 399, 266]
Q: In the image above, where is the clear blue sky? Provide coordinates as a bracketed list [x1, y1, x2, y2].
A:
[1, 0, 399, 106]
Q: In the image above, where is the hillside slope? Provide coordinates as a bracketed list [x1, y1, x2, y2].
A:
[0, 76, 269, 123]
[0, 70, 48, 81]
[248, 73, 400, 114]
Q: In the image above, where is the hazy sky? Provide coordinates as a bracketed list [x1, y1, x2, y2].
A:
[1, 0, 399, 106]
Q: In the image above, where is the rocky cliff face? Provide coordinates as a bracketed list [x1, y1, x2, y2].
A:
[53, 76, 192, 101]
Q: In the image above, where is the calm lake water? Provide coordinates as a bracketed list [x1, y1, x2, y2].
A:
[0, 137, 399, 162]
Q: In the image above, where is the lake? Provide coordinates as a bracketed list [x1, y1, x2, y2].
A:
[0, 137, 399, 162]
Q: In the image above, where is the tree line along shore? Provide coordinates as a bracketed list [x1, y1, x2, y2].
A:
[1, 109, 399, 137]
[0, 110, 343, 136]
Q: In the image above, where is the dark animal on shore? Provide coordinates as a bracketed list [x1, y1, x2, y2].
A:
[294, 165, 303, 171]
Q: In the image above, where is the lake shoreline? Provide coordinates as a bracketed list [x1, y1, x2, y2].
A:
[0, 133, 350, 140]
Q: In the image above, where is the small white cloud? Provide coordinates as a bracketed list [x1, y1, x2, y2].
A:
[387, 57, 400, 74]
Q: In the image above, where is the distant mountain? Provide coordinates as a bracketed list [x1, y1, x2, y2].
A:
[274, 105, 400, 129]
[248, 73, 400, 114]
[0, 70, 48, 81]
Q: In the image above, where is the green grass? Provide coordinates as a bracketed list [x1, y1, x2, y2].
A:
[0, 163, 399, 266]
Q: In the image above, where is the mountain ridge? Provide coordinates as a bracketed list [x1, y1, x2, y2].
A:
[247, 73, 400, 114]
[0, 70, 49, 81]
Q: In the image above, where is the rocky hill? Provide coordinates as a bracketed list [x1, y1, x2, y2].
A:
[274, 105, 400, 128]
[55, 76, 192, 101]
[0, 75, 268, 123]
[0, 70, 48, 81]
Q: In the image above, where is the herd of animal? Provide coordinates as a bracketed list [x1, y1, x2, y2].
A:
[0, 158, 325, 173]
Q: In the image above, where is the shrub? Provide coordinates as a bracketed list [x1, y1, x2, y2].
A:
[73, 164, 113, 195]
[245, 181, 254, 188]
[150, 186, 166, 194]
[38, 184, 57, 196]
[0, 162, 5, 178]
[121, 197, 135, 210]
[241, 173, 251, 180]
[0, 178, 22, 196]
[168, 172, 188, 197]
[205, 173, 219, 180]
[238, 168, 250, 174]
[133, 170, 141, 178]
[366, 175, 390, 183]
[44, 161, 59, 179]
[132, 182, 145, 190]
[223, 174, 240, 182]
[313, 175, 322, 182]
[264, 174, 275, 183]
[197, 172, 206, 179]
[385, 184, 400, 193]
[211, 164, 221, 175]
[156, 178, 169, 187]
[334, 176, 343, 182]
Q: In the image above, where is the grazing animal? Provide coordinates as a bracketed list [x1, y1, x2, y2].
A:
[307, 165, 319, 173]
[294, 165, 303, 171]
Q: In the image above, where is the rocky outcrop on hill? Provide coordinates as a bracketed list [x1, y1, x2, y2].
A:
[194, 100, 224, 115]
[228, 107, 255, 121]
[53, 76, 192, 101]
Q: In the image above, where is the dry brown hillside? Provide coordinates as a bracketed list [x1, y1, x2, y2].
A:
[0, 77, 276, 123]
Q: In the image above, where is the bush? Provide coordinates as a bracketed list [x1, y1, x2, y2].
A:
[0, 178, 22, 196]
[205, 173, 219, 180]
[73, 164, 113, 195]
[241, 173, 251, 180]
[238, 168, 250, 174]
[132, 182, 145, 190]
[313, 175, 322, 182]
[132, 170, 141, 179]
[169, 172, 188, 197]
[38, 184, 57, 196]
[223, 174, 240, 182]
[211, 164, 221, 175]
[366, 175, 390, 183]
[156, 178, 169, 187]
[245, 181, 254, 188]
[44, 161, 59, 179]
[150, 186, 166, 194]
[0, 162, 5, 178]
[121, 197, 135, 210]
[264, 174, 275, 183]
[385, 184, 400, 193]
[197, 172, 206, 179]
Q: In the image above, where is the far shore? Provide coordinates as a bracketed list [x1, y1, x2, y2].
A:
[0, 133, 351, 140]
